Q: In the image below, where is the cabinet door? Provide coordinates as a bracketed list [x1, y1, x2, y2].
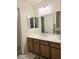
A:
[33, 39, 39, 54]
[40, 41, 49, 58]
[27, 38, 33, 52]
[40, 45, 49, 57]
[50, 42, 61, 59]
[50, 47, 61, 59]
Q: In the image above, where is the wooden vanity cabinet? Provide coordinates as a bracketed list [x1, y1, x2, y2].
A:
[27, 38, 33, 52]
[27, 37, 61, 59]
[50, 42, 61, 59]
[40, 40, 49, 58]
[33, 39, 40, 54]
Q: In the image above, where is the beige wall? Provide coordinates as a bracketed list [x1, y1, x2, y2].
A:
[17, 0, 36, 54]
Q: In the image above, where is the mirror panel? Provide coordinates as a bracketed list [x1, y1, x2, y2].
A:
[41, 11, 61, 34]
[27, 11, 61, 35]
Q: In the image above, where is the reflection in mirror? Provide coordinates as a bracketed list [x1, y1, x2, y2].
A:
[41, 16, 45, 33]
[29, 17, 39, 28]
[35, 17, 39, 28]
[56, 11, 61, 34]
[41, 13, 54, 34]
[30, 18, 34, 28]
[41, 11, 61, 34]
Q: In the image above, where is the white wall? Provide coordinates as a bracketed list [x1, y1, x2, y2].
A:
[17, 0, 36, 54]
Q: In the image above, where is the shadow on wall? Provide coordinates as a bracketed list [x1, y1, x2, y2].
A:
[17, 7, 22, 55]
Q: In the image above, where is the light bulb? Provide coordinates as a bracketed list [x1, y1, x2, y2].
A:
[45, 5, 49, 9]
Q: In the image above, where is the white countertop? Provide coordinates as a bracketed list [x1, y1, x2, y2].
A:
[27, 33, 61, 43]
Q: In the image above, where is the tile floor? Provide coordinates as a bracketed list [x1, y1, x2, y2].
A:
[17, 46, 22, 55]
[17, 52, 36, 59]
[17, 52, 47, 59]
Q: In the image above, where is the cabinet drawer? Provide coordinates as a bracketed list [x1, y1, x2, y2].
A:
[50, 42, 60, 48]
[40, 40, 49, 45]
[33, 39, 39, 44]
[27, 38, 32, 42]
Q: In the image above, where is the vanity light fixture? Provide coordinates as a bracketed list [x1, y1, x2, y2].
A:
[45, 4, 49, 9]
[27, 15, 31, 19]
[38, 4, 49, 12]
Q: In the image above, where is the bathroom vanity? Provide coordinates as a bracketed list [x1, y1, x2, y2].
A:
[26, 11, 61, 59]
[27, 35, 61, 59]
